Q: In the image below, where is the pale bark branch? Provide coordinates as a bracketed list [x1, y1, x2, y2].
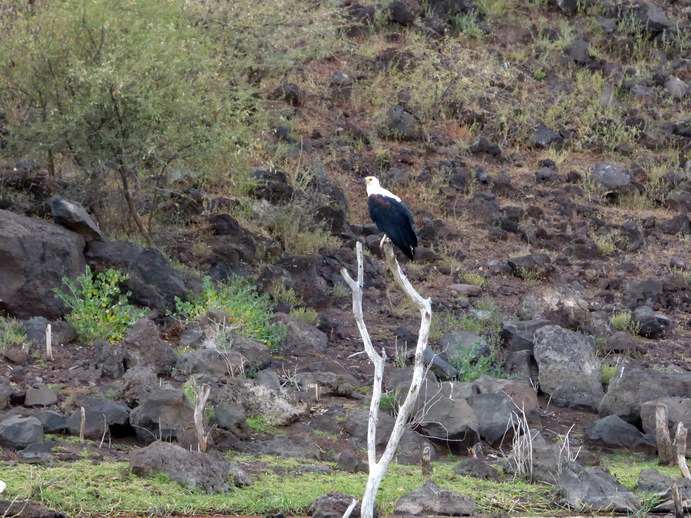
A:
[341, 241, 432, 518]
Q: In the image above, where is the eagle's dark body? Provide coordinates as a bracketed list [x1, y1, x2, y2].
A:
[365, 177, 417, 260]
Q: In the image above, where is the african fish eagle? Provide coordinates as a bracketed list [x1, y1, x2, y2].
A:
[365, 176, 418, 260]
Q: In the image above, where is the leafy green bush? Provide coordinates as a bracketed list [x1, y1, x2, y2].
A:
[174, 276, 286, 349]
[0, 316, 27, 352]
[610, 310, 640, 335]
[450, 342, 503, 382]
[53, 266, 148, 344]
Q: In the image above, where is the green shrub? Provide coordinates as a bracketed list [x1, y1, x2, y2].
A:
[0, 316, 27, 352]
[601, 361, 617, 385]
[53, 266, 148, 344]
[450, 342, 503, 382]
[379, 392, 397, 412]
[289, 307, 320, 327]
[610, 310, 640, 335]
[174, 276, 286, 349]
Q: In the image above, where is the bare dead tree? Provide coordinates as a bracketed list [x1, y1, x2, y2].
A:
[341, 241, 432, 518]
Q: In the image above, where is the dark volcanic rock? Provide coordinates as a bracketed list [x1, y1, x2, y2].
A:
[130, 441, 249, 493]
[469, 136, 501, 157]
[631, 305, 671, 338]
[384, 106, 424, 140]
[50, 194, 105, 242]
[0, 209, 86, 319]
[557, 461, 641, 513]
[386, 0, 422, 26]
[129, 389, 197, 447]
[586, 415, 655, 452]
[66, 396, 131, 440]
[533, 126, 563, 149]
[453, 457, 501, 481]
[508, 253, 552, 279]
[85, 240, 187, 312]
[121, 318, 178, 376]
[0, 415, 43, 449]
[249, 166, 294, 204]
[308, 492, 367, 518]
[393, 481, 476, 516]
[533, 325, 603, 410]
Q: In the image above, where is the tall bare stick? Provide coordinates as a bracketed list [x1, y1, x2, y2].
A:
[45, 324, 53, 361]
[341, 241, 432, 518]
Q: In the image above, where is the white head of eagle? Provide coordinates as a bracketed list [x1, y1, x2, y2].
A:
[364, 176, 418, 260]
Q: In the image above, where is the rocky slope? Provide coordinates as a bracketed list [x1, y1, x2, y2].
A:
[0, 0, 690, 515]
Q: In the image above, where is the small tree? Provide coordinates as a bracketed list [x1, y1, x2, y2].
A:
[341, 241, 432, 518]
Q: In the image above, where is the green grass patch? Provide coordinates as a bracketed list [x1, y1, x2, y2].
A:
[1, 452, 679, 516]
[0, 316, 27, 352]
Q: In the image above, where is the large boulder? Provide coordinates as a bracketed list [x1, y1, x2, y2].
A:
[65, 396, 131, 440]
[516, 285, 590, 330]
[557, 461, 641, 513]
[533, 326, 603, 409]
[121, 318, 178, 376]
[50, 194, 105, 242]
[467, 392, 518, 447]
[212, 378, 309, 427]
[129, 389, 197, 447]
[0, 209, 85, 319]
[390, 373, 479, 452]
[129, 441, 249, 493]
[0, 415, 43, 449]
[84, 240, 187, 312]
[393, 481, 476, 516]
[599, 360, 691, 424]
[586, 415, 655, 452]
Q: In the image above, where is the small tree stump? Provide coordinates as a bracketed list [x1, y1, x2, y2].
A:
[656, 404, 674, 465]
[672, 422, 690, 480]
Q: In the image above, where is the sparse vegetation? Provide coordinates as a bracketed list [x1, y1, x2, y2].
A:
[267, 207, 341, 255]
[174, 276, 286, 349]
[0, 0, 689, 515]
[0, 316, 26, 352]
[246, 414, 272, 433]
[610, 310, 641, 336]
[289, 307, 320, 326]
[53, 266, 148, 344]
[459, 270, 486, 288]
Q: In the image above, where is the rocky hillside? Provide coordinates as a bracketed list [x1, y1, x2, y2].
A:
[0, 0, 690, 515]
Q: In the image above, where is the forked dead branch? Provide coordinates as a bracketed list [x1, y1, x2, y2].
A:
[341, 241, 432, 518]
